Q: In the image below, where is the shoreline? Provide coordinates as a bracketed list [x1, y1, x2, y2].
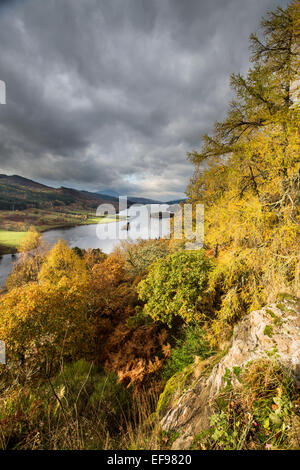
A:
[0, 214, 126, 256]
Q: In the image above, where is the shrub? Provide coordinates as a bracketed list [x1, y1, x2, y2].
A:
[137, 250, 212, 326]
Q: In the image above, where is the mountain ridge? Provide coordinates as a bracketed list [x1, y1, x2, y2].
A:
[96, 190, 186, 205]
[0, 174, 120, 211]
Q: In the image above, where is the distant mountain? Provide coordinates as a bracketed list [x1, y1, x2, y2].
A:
[0, 174, 121, 211]
[95, 189, 187, 206]
[166, 198, 187, 204]
[96, 190, 163, 205]
[127, 196, 163, 205]
[96, 189, 121, 199]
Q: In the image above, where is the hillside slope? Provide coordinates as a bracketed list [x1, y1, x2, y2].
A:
[0, 174, 120, 211]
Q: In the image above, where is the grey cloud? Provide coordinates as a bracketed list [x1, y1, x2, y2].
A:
[0, 0, 290, 199]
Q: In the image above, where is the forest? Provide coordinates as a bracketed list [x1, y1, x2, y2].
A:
[0, 2, 299, 450]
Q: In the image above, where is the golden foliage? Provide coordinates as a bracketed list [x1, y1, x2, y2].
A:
[18, 226, 42, 253]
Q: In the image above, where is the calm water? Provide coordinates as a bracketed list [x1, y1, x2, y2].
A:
[0, 204, 173, 286]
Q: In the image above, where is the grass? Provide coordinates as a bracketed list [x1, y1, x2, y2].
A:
[0, 230, 28, 254]
[0, 230, 28, 247]
[0, 360, 162, 450]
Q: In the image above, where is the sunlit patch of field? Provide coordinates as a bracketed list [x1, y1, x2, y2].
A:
[85, 215, 126, 224]
[0, 230, 28, 247]
[0, 230, 28, 254]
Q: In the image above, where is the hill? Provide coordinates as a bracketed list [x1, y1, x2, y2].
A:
[0, 174, 120, 211]
[0, 175, 125, 254]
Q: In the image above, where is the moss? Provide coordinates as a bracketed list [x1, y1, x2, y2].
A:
[276, 293, 297, 303]
[156, 364, 194, 415]
[157, 349, 226, 415]
[266, 345, 278, 357]
[276, 303, 289, 313]
[161, 430, 181, 447]
[266, 309, 283, 327]
[201, 348, 229, 377]
[264, 325, 274, 338]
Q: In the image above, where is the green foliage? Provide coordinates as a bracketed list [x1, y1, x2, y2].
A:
[89, 372, 131, 419]
[52, 359, 100, 402]
[163, 324, 213, 380]
[156, 363, 195, 415]
[126, 308, 153, 329]
[137, 250, 212, 326]
[264, 325, 274, 338]
[53, 360, 131, 433]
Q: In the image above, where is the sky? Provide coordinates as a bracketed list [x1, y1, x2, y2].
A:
[0, 0, 290, 200]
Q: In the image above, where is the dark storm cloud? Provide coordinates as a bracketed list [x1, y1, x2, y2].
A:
[0, 0, 290, 199]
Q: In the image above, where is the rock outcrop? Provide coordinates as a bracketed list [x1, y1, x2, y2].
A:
[159, 296, 300, 449]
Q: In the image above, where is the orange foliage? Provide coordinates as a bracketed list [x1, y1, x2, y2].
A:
[100, 320, 171, 388]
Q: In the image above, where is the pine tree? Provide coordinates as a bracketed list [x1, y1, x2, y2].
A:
[188, 2, 299, 166]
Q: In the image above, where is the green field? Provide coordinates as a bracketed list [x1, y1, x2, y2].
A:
[0, 230, 28, 254]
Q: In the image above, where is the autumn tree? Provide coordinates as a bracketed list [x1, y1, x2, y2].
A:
[0, 280, 95, 368]
[188, 2, 299, 167]
[18, 226, 42, 252]
[6, 247, 46, 289]
[0, 240, 95, 369]
[38, 239, 88, 284]
[187, 2, 300, 326]
[90, 252, 137, 318]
